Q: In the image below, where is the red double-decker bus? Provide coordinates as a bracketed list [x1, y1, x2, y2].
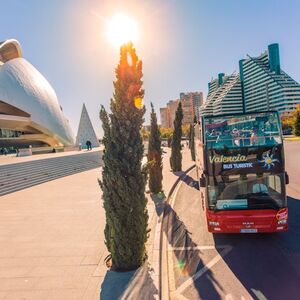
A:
[195, 111, 289, 233]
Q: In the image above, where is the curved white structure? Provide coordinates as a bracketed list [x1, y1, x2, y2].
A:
[0, 39, 74, 147]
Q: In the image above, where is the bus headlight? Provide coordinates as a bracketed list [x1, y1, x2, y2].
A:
[209, 221, 220, 226]
[278, 219, 287, 225]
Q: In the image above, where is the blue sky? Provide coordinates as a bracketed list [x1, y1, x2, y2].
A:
[1, 0, 300, 137]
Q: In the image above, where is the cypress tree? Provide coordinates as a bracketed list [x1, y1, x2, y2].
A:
[170, 102, 183, 171]
[190, 126, 195, 161]
[99, 43, 148, 271]
[294, 110, 300, 136]
[148, 103, 163, 194]
[188, 124, 192, 149]
[190, 116, 196, 161]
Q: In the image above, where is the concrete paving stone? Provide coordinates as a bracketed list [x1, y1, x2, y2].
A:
[3, 290, 50, 300]
[0, 257, 56, 268]
[46, 289, 85, 300]
[15, 247, 88, 258]
[80, 253, 102, 266]
[76, 265, 98, 277]
[29, 265, 96, 278]
[82, 276, 103, 300]
[6, 236, 37, 243]
[0, 277, 39, 291]
[0, 248, 16, 258]
[0, 236, 12, 243]
[87, 233, 104, 243]
[92, 258, 109, 277]
[28, 266, 79, 278]
[0, 266, 32, 278]
[0, 292, 7, 300]
[34, 275, 90, 290]
[53, 256, 84, 266]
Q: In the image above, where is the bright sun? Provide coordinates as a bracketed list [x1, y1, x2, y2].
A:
[106, 13, 138, 47]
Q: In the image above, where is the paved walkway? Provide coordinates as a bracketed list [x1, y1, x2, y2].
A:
[0, 168, 106, 299]
[0, 146, 193, 299]
[160, 146, 194, 196]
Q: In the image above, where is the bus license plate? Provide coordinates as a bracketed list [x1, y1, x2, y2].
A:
[240, 228, 257, 233]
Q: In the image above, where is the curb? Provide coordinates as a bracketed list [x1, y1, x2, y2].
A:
[158, 164, 196, 300]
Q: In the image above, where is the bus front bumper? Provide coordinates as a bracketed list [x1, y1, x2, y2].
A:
[206, 208, 288, 233]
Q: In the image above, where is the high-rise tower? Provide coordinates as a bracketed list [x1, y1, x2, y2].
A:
[201, 43, 300, 117]
[240, 43, 300, 114]
[201, 73, 243, 116]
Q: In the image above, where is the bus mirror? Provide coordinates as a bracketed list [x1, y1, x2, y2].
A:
[200, 176, 206, 188]
[285, 172, 289, 185]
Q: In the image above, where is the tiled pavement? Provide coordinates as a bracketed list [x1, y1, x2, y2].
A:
[0, 168, 106, 299]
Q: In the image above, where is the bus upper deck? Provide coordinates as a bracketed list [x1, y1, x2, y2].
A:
[204, 111, 282, 149]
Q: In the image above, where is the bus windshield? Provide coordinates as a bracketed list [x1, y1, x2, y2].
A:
[204, 112, 282, 149]
[207, 173, 286, 210]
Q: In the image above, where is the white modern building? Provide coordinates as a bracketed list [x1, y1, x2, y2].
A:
[0, 39, 74, 147]
[240, 43, 300, 114]
[76, 103, 99, 149]
[201, 73, 243, 116]
[201, 43, 300, 117]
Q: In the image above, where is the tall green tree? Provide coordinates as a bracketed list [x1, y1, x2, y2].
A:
[170, 102, 183, 171]
[99, 43, 148, 271]
[188, 124, 192, 149]
[148, 103, 163, 193]
[189, 115, 197, 161]
[294, 109, 300, 136]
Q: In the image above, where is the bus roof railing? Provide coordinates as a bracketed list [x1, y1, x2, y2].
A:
[202, 110, 279, 119]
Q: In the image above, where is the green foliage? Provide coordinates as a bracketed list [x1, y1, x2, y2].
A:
[188, 116, 197, 150]
[182, 124, 190, 138]
[148, 103, 163, 194]
[294, 109, 300, 136]
[170, 102, 183, 171]
[188, 124, 192, 149]
[281, 114, 293, 134]
[190, 115, 197, 161]
[167, 136, 172, 147]
[189, 124, 195, 161]
[99, 43, 148, 271]
[141, 128, 150, 141]
[160, 127, 173, 147]
[159, 127, 173, 139]
[193, 115, 197, 125]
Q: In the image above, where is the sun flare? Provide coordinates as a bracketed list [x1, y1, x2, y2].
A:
[106, 13, 138, 47]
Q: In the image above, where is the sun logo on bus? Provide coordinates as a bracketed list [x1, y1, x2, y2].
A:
[258, 152, 279, 170]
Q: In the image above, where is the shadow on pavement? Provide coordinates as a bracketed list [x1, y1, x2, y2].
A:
[150, 193, 165, 216]
[213, 195, 300, 300]
[173, 171, 199, 191]
[100, 262, 158, 300]
[163, 203, 223, 300]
